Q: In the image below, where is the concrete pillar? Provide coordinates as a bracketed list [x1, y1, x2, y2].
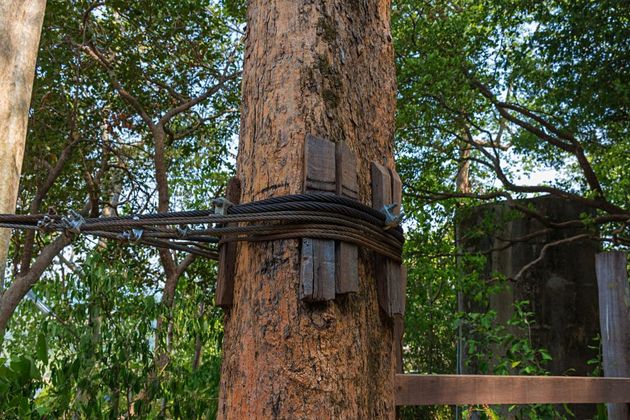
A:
[459, 195, 600, 419]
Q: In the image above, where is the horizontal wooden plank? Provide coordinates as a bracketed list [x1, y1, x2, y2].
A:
[395, 374, 630, 406]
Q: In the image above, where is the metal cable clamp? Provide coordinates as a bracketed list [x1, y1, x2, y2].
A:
[381, 203, 403, 230]
[60, 210, 85, 235]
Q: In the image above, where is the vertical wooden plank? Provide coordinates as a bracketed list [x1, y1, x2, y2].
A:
[300, 238, 315, 300]
[372, 163, 407, 318]
[393, 315, 404, 373]
[336, 142, 358, 199]
[388, 168, 405, 316]
[372, 162, 393, 314]
[216, 177, 242, 307]
[301, 134, 336, 302]
[389, 167, 402, 217]
[335, 142, 359, 294]
[314, 238, 336, 300]
[336, 242, 359, 294]
[304, 134, 336, 193]
[596, 251, 630, 420]
[371, 162, 392, 211]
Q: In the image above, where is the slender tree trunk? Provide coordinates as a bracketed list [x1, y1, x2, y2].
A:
[0, 0, 47, 290]
[218, 1, 397, 417]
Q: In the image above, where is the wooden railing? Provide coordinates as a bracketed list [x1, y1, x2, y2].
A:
[395, 374, 630, 406]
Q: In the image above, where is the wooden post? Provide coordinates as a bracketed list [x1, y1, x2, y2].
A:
[596, 251, 630, 420]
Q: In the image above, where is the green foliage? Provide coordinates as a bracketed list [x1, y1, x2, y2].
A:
[396, 0, 628, 417]
[3, 0, 241, 417]
[0, 356, 43, 419]
[3, 245, 224, 417]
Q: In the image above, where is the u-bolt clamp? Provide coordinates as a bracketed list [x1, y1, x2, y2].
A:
[381, 203, 403, 230]
[60, 210, 85, 235]
[176, 224, 189, 238]
[122, 216, 144, 242]
[131, 216, 143, 242]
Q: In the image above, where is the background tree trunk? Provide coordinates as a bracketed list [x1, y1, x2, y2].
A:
[218, 0, 397, 418]
[0, 0, 47, 290]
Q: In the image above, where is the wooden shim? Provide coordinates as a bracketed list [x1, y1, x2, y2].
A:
[371, 162, 391, 211]
[389, 167, 402, 216]
[304, 134, 336, 193]
[300, 238, 315, 299]
[393, 315, 404, 374]
[335, 142, 358, 199]
[336, 242, 358, 294]
[335, 142, 359, 294]
[394, 265, 407, 315]
[372, 161, 407, 317]
[313, 238, 335, 300]
[387, 168, 406, 315]
[300, 134, 336, 302]
[216, 177, 242, 307]
[596, 251, 630, 419]
[372, 162, 393, 315]
[395, 374, 630, 406]
[301, 239, 336, 301]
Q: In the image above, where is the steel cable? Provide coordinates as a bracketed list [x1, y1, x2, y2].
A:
[0, 193, 404, 260]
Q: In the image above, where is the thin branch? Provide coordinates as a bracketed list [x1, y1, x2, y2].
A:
[157, 70, 241, 126]
[175, 254, 197, 278]
[74, 42, 155, 128]
[511, 234, 592, 281]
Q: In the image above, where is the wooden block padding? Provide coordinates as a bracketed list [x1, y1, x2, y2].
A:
[371, 161, 407, 317]
[335, 241, 358, 294]
[335, 142, 359, 294]
[300, 238, 315, 299]
[304, 134, 336, 193]
[372, 162, 392, 314]
[335, 142, 358, 199]
[300, 238, 336, 301]
[389, 167, 402, 216]
[393, 315, 404, 374]
[216, 177, 242, 307]
[371, 162, 391, 211]
[395, 374, 630, 406]
[301, 135, 336, 302]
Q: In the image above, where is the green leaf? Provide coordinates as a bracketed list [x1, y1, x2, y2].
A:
[36, 332, 48, 364]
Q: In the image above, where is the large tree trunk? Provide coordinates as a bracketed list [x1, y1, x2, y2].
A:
[218, 1, 397, 418]
[0, 0, 47, 290]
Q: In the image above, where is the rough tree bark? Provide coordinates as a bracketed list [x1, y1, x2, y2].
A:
[218, 1, 397, 418]
[0, 0, 47, 290]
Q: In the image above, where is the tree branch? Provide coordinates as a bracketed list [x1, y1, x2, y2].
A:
[157, 71, 240, 126]
[0, 234, 72, 334]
